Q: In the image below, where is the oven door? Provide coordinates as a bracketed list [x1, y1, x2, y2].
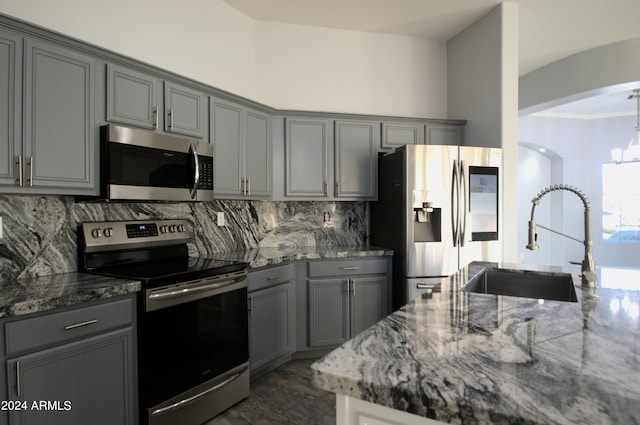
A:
[102, 124, 213, 201]
[140, 270, 249, 425]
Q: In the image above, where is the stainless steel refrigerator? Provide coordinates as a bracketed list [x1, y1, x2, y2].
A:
[370, 144, 503, 309]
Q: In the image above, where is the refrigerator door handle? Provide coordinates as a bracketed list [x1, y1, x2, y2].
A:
[451, 159, 459, 247]
[459, 160, 467, 247]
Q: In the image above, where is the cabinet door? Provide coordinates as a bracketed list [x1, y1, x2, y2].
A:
[0, 30, 21, 187]
[106, 63, 161, 130]
[6, 328, 135, 425]
[285, 118, 331, 197]
[23, 39, 96, 191]
[381, 121, 424, 149]
[308, 278, 349, 347]
[244, 108, 272, 198]
[249, 282, 293, 371]
[211, 98, 244, 196]
[164, 81, 206, 138]
[425, 124, 462, 146]
[334, 120, 378, 199]
[350, 275, 389, 337]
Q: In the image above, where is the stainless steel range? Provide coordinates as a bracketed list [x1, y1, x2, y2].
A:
[79, 219, 249, 425]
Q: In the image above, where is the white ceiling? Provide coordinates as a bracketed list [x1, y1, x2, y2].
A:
[221, 0, 640, 116]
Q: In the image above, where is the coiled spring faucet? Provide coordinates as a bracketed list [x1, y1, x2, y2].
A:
[526, 184, 597, 287]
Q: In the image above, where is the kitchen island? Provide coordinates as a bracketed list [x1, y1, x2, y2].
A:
[311, 262, 640, 425]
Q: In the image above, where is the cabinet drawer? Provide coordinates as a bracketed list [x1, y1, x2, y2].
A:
[249, 263, 294, 292]
[5, 296, 134, 356]
[308, 258, 388, 277]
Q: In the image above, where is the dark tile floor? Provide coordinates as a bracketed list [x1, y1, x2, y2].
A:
[206, 358, 335, 425]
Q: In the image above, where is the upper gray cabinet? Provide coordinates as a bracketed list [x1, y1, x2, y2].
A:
[106, 63, 160, 130]
[281, 117, 378, 200]
[425, 123, 463, 146]
[106, 63, 207, 139]
[211, 97, 271, 199]
[380, 121, 424, 149]
[284, 117, 332, 198]
[334, 119, 378, 199]
[1, 33, 97, 195]
[0, 30, 21, 188]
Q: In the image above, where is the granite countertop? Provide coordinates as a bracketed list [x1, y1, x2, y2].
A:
[0, 245, 391, 319]
[311, 262, 640, 424]
[211, 244, 393, 269]
[0, 272, 141, 319]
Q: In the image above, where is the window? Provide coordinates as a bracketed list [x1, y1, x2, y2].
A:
[602, 161, 640, 242]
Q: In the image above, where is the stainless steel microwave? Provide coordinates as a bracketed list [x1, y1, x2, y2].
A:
[100, 124, 213, 201]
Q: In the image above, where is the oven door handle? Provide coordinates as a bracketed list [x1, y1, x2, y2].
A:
[148, 277, 242, 300]
[189, 141, 200, 200]
[151, 366, 248, 417]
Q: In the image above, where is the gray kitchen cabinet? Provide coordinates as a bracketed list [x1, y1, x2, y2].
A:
[164, 81, 206, 138]
[106, 64, 207, 139]
[211, 97, 271, 199]
[306, 258, 391, 348]
[334, 119, 378, 199]
[0, 36, 97, 195]
[106, 63, 161, 130]
[2, 295, 136, 425]
[284, 117, 332, 198]
[425, 123, 463, 146]
[0, 30, 21, 187]
[248, 264, 294, 374]
[381, 121, 424, 149]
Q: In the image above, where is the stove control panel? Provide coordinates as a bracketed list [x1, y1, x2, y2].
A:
[81, 219, 189, 252]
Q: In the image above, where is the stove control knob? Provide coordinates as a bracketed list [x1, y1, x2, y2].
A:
[90, 228, 102, 238]
[160, 225, 169, 234]
[104, 227, 113, 237]
[177, 224, 185, 232]
[169, 224, 177, 233]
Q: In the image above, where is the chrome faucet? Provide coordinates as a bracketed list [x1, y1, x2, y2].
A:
[526, 185, 597, 287]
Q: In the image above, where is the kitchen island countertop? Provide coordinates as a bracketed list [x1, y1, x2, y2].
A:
[311, 262, 640, 424]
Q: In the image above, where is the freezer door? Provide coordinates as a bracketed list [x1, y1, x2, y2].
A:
[405, 145, 459, 277]
[458, 146, 503, 267]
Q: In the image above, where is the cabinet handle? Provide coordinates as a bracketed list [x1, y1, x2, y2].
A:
[16, 361, 20, 397]
[153, 105, 158, 128]
[247, 178, 251, 196]
[241, 178, 246, 195]
[64, 319, 98, 330]
[341, 266, 360, 271]
[169, 108, 174, 130]
[352, 279, 356, 297]
[267, 275, 281, 281]
[324, 181, 328, 195]
[248, 294, 253, 314]
[15, 156, 23, 186]
[27, 156, 33, 187]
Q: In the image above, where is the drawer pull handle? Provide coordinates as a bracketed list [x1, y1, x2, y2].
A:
[341, 267, 360, 271]
[64, 319, 98, 330]
[267, 275, 281, 281]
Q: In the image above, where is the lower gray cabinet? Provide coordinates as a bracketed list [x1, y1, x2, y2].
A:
[2, 295, 136, 425]
[306, 257, 391, 348]
[248, 264, 294, 373]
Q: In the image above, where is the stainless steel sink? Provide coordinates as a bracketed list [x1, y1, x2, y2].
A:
[460, 268, 578, 302]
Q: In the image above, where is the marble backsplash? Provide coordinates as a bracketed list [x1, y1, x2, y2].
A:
[0, 195, 368, 282]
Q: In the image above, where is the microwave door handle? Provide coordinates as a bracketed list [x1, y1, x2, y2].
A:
[189, 141, 199, 199]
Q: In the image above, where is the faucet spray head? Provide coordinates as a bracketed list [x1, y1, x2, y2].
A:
[526, 220, 539, 250]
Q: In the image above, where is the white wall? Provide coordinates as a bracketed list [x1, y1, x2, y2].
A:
[255, 21, 447, 118]
[1, 0, 259, 100]
[447, 2, 520, 263]
[520, 38, 640, 115]
[0, 0, 447, 118]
